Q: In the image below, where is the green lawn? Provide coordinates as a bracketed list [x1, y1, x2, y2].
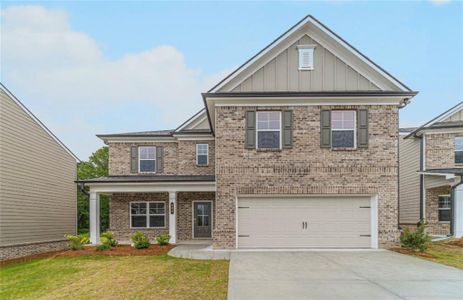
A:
[395, 239, 463, 270]
[0, 255, 229, 300]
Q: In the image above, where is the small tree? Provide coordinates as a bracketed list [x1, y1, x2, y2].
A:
[400, 219, 431, 252]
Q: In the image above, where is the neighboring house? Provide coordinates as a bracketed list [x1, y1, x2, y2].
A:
[399, 102, 463, 237]
[0, 84, 79, 260]
[79, 15, 417, 249]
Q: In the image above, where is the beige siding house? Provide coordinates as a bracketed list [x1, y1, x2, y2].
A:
[0, 84, 79, 260]
[80, 15, 417, 249]
[399, 102, 463, 237]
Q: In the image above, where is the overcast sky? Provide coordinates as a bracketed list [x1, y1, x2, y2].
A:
[1, 1, 462, 160]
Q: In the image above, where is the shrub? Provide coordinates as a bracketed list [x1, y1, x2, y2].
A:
[101, 231, 118, 247]
[400, 220, 431, 252]
[156, 234, 171, 246]
[64, 233, 90, 250]
[96, 241, 112, 251]
[131, 231, 150, 249]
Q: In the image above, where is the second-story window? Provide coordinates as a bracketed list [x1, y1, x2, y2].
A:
[455, 137, 463, 164]
[331, 111, 356, 148]
[196, 144, 209, 166]
[257, 111, 281, 149]
[139, 146, 156, 173]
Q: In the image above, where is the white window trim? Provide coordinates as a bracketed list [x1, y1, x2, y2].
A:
[438, 195, 451, 223]
[138, 146, 157, 174]
[455, 137, 463, 164]
[256, 111, 282, 149]
[196, 144, 209, 166]
[297, 45, 316, 71]
[331, 110, 357, 149]
[129, 201, 166, 229]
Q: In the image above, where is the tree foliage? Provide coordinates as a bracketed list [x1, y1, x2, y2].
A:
[77, 147, 109, 233]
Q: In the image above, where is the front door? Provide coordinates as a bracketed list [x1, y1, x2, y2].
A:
[193, 202, 212, 238]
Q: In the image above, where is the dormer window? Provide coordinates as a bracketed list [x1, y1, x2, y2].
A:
[297, 45, 315, 70]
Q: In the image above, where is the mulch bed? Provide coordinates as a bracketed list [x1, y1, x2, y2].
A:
[58, 244, 175, 257]
[389, 247, 436, 258]
[447, 238, 463, 248]
[1, 244, 175, 266]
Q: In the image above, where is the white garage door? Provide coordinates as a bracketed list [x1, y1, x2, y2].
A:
[237, 197, 372, 248]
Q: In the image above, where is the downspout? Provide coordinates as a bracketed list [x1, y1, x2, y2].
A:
[419, 136, 424, 220]
[450, 176, 463, 236]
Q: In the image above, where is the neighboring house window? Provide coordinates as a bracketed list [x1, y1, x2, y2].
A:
[331, 111, 356, 148]
[298, 45, 315, 70]
[256, 111, 281, 149]
[455, 137, 463, 164]
[438, 196, 451, 222]
[196, 144, 209, 166]
[130, 202, 166, 228]
[139, 146, 156, 173]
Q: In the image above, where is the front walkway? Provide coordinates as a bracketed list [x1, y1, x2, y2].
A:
[228, 250, 463, 300]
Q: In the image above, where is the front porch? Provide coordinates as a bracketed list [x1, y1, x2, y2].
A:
[79, 175, 216, 245]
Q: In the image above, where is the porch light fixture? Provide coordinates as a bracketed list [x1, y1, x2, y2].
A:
[170, 202, 175, 215]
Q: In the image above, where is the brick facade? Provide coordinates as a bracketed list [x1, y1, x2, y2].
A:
[0, 240, 68, 261]
[425, 132, 461, 170]
[214, 105, 400, 249]
[177, 192, 215, 241]
[425, 185, 451, 235]
[108, 140, 215, 176]
[109, 192, 216, 243]
[110, 193, 170, 242]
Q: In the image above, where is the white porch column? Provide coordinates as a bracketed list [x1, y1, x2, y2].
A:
[89, 191, 101, 245]
[454, 184, 463, 238]
[169, 191, 177, 244]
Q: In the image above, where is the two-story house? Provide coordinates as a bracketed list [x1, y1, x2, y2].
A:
[400, 102, 463, 238]
[80, 15, 417, 249]
[0, 84, 79, 260]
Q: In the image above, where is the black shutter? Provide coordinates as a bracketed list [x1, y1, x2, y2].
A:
[357, 109, 369, 148]
[156, 146, 164, 173]
[130, 146, 138, 173]
[282, 110, 293, 149]
[320, 110, 331, 148]
[245, 111, 256, 149]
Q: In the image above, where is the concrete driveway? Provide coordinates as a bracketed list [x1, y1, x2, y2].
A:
[228, 250, 463, 300]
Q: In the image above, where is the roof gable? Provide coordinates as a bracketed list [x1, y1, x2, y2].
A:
[0, 84, 79, 161]
[210, 15, 411, 93]
[175, 108, 211, 133]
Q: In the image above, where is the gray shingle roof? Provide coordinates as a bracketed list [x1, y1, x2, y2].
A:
[77, 175, 215, 183]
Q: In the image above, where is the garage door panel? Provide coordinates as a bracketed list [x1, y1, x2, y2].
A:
[238, 197, 372, 248]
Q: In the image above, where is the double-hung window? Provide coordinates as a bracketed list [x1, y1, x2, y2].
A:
[331, 111, 356, 148]
[438, 196, 451, 222]
[130, 202, 166, 228]
[256, 111, 281, 149]
[196, 144, 209, 166]
[455, 137, 463, 164]
[139, 146, 156, 173]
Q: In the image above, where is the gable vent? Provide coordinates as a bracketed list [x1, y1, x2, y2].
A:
[297, 45, 315, 70]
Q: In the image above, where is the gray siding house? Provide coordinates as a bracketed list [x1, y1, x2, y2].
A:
[80, 15, 417, 249]
[400, 102, 463, 237]
[0, 84, 79, 260]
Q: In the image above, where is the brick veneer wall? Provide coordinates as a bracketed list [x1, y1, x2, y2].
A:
[177, 141, 215, 175]
[108, 140, 215, 176]
[214, 105, 400, 249]
[108, 142, 179, 176]
[110, 193, 170, 242]
[425, 185, 451, 235]
[425, 132, 462, 170]
[0, 240, 68, 261]
[177, 192, 216, 241]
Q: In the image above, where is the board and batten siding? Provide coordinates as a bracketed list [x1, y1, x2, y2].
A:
[0, 89, 77, 247]
[231, 35, 380, 93]
[442, 109, 463, 122]
[399, 135, 421, 224]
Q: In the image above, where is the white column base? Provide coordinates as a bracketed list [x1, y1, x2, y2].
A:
[454, 184, 463, 238]
[89, 192, 101, 245]
[169, 191, 177, 244]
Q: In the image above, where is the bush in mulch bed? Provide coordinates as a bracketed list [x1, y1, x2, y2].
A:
[389, 247, 436, 259]
[58, 244, 175, 257]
